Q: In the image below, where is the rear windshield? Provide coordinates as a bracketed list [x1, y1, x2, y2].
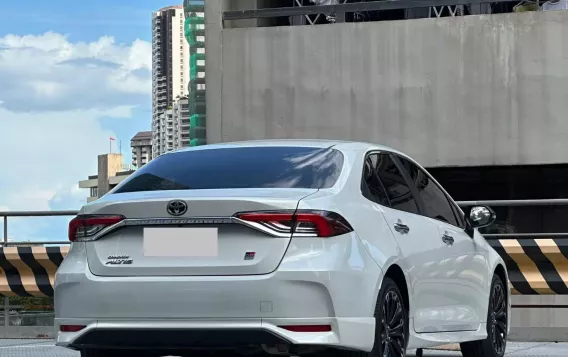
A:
[112, 146, 344, 193]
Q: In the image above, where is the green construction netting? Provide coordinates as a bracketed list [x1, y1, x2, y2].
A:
[190, 138, 207, 147]
[190, 126, 206, 139]
[184, 16, 205, 46]
[190, 114, 206, 127]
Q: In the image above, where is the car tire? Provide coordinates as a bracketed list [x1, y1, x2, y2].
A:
[321, 276, 408, 357]
[460, 274, 508, 357]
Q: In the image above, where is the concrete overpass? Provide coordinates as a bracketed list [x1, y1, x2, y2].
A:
[205, 2, 568, 169]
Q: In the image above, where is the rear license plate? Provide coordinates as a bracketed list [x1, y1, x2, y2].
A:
[143, 227, 218, 257]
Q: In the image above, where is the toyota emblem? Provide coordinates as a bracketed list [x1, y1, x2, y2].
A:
[166, 200, 187, 216]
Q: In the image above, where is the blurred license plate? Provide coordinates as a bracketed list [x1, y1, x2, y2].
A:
[143, 227, 218, 257]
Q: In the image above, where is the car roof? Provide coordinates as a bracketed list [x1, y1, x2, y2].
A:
[171, 139, 406, 156]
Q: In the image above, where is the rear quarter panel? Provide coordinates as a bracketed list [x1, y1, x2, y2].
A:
[295, 146, 406, 315]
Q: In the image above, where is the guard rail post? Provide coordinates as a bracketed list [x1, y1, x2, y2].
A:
[0, 210, 76, 335]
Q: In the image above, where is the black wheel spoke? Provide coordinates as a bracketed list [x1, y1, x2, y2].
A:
[390, 322, 404, 337]
[387, 294, 396, 322]
[490, 281, 507, 356]
[496, 321, 506, 333]
[496, 302, 505, 315]
[388, 342, 397, 357]
[497, 287, 504, 307]
[382, 342, 389, 357]
[495, 310, 506, 321]
[380, 289, 406, 357]
[392, 340, 404, 355]
[389, 304, 403, 326]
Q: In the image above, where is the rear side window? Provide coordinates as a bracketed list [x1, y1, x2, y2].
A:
[362, 154, 390, 206]
[397, 156, 460, 227]
[375, 153, 420, 215]
[113, 146, 344, 193]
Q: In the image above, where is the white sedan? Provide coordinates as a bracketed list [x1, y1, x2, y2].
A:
[55, 140, 510, 357]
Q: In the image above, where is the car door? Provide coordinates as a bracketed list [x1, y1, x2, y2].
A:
[362, 152, 449, 334]
[396, 154, 489, 333]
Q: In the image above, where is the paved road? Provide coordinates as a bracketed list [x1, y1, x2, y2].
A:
[0, 340, 566, 357]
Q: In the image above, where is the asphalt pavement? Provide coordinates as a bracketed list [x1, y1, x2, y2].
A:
[0, 340, 566, 357]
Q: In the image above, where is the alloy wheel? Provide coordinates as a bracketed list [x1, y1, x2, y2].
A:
[490, 283, 507, 356]
[380, 290, 406, 357]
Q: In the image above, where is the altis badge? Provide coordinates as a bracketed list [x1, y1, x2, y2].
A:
[106, 255, 133, 265]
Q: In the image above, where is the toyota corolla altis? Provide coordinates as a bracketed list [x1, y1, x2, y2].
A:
[55, 140, 510, 357]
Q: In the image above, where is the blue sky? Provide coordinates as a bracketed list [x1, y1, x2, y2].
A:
[1, 0, 175, 156]
[0, 0, 181, 243]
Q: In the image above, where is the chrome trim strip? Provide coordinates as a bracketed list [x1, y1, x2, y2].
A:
[78, 216, 316, 242]
[79, 217, 233, 242]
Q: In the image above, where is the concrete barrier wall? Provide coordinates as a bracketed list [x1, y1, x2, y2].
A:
[209, 10, 568, 168]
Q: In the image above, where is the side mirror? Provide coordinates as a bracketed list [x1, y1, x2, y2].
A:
[467, 205, 496, 229]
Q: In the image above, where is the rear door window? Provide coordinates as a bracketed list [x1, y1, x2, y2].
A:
[113, 146, 345, 193]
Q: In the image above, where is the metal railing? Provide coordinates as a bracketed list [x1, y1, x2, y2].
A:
[222, 0, 526, 23]
[456, 199, 568, 239]
[1, 210, 77, 247]
[2, 198, 568, 245]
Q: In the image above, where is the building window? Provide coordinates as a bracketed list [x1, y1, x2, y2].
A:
[90, 187, 98, 198]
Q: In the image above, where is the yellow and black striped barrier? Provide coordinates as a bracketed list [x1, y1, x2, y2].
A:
[0, 246, 68, 297]
[489, 238, 568, 295]
[0, 239, 567, 297]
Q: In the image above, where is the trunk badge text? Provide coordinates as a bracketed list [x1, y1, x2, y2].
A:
[106, 255, 133, 265]
[244, 252, 256, 260]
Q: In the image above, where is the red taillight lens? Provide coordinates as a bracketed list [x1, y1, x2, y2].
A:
[279, 324, 332, 332]
[235, 210, 353, 238]
[68, 215, 125, 242]
[60, 325, 86, 332]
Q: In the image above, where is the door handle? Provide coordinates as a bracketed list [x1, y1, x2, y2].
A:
[442, 234, 454, 246]
[394, 222, 410, 234]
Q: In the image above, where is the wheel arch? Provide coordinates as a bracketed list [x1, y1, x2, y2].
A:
[493, 262, 510, 310]
[375, 263, 411, 315]
[494, 263, 508, 289]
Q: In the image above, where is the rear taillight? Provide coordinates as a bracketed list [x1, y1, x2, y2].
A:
[279, 324, 332, 332]
[234, 210, 353, 238]
[68, 215, 125, 242]
[60, 325, 86, 332]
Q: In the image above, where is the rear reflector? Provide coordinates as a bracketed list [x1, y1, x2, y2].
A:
[279, 325, 332, 332]
[68, 215, 125, 242]
[234, 210, 353, 238]
[60, 325, 86, 332]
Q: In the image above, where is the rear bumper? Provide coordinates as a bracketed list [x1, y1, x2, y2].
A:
[56, 317, 375, 351]
[55, 234, 383, 351]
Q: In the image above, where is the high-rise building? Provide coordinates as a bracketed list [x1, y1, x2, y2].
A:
[130, 131, 152, 168]
[152, 5, 189, 158]
[184, 0, 206, 147]
[173, 97, 190, 148]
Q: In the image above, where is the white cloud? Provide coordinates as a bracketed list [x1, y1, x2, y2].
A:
[0, 32, 151, 112]
[0, 32, 152, 243]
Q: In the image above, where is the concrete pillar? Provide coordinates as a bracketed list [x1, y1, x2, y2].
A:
[205, 0, 265, 144]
